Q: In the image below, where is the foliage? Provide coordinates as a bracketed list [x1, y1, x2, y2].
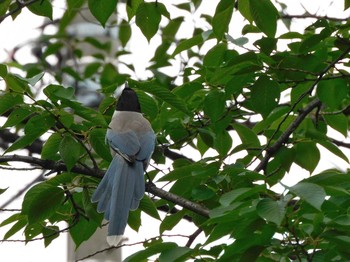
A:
[1, 0, 350, 261]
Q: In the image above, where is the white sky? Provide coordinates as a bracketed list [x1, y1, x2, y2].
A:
[1, 1, 350, 261]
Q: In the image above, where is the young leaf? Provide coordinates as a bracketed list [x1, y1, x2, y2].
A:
[22, 183, 65, 224]
[249, 0, 278, 37]
[288, 182, 326, 210]
[136, 2, 162, 42]
[59, 134, 82, 171]
[88, 0, 117, 27]
[212, 0, 234, 40]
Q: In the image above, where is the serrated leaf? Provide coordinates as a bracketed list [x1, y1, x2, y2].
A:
[160, 210, 187, 234]
[126, 0, 143, 20]
[214, 131, 232, 156]
[324, 114, 348, 137]
[131, 80, 189, 115]
[289, 182, 326, 210]
[5, 114, 55, 153]
[317, 140, 349, 163]
[257, 198, 286, 226]
[238, 0, 253, 22]
[59, 134, 82, 171]
[124, 242, 178, 262]
[294, 141, 320, 173]
[136, 2, 161, 42]
[203, 90, 226, 121]
[0, 0, 11, 17]
[135, 90, 158, 120]
[82, 187, 103, 225]
[139, 195, 161, 220]
[159, 246, 192, 262]
[69, 215, 98, 249]
[251, 76, 280, 118]
[89, 128, 112, 162]
[317, 78, 348, 109]
[43, 226, 59, 247]
[249, 0, 278, 37]
[27, 0, 52, 20]
[2, 107, 32, 128]
[3, 218, 27, 240]
[219, 185, 265, 206]
[233, 123, 260, 148]
[44, 84, 75, 102]
[172, 30, 213, 57]
[88, 0, 117, 27]
[22, 183, 65, 224]
[41, 133, 62, 160]
[119, 19, 131, 47]
[212, 0, 234, 40]
[0, 93, 23, 116]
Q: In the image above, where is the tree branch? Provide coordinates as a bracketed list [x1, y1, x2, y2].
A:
[280, 14, 350, 22]
[0, 154, 210, 218]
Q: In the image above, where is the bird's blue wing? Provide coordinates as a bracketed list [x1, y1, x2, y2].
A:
[136, 131, 156, 162]
[106, 128, 140, 156]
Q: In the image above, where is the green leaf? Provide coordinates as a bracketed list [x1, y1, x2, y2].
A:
[119, 19, 132, 47]
[124, 242, 178, 262]
[317, 78, 348, 109]
[172, 30, 213, 57]
[135, 90, 158, 120]
[257, 198, 286, 226]
[3, 217, 27, 240]
[160, 209, 187, 234]
[289, 182, 326, 210]
[131, 80, 189, 115]
[238, 0, 253, 23]
[324, 114, 348, 137]
[70, 216, 98, 249]
[159, 246, 192, 262]
[0, 187, 8, 195]
[82, 187, 103, 225]
[346, 0, 350, 10]
[22, 183, 65, 224]
[5, 113, 55, 153]
[219, 185, 265, 206]
[27, 0, 52, 20]
[233, 123, 260, 148]
[317, 140, 349, 163]
[136, 2, 162, 42]
[0, 0, 11, 17]
[89, 128, 112, 162]
[2, 107, 32, 128]
[139, 195, 161, 220]
[249, 0, 278, 37]
[250, 76, 280, 118]
[212, 0, 234, 40]
[41, 133, 62, 160]
[44, 84, 75, 102]
[294, 141, 320, 173]
[59, 134, 82, 171]
[203, 43, 227, 67]
[88, 0, 117, 27]
[0, 93, 23, 116]
[43, 226, 59, 247]
[126, 0, 143, 20]
[203, 90, 225, 121]
[214, 131, 232, 156]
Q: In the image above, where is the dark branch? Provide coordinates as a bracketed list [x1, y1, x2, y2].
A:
[0, 0, 41, 24]
[280, 14, 350, 22]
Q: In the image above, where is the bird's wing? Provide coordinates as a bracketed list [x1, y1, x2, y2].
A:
[106, 128, 141, 157]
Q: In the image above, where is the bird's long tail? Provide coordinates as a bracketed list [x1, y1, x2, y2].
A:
[91, 154, 144, 246]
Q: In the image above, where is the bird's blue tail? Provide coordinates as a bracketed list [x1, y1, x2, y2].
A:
[92, 154, 144, 245]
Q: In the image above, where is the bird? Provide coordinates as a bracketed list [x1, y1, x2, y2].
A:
[92, 85, 155, 246]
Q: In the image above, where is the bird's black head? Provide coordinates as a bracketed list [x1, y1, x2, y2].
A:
[116, 86, 141, 112]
